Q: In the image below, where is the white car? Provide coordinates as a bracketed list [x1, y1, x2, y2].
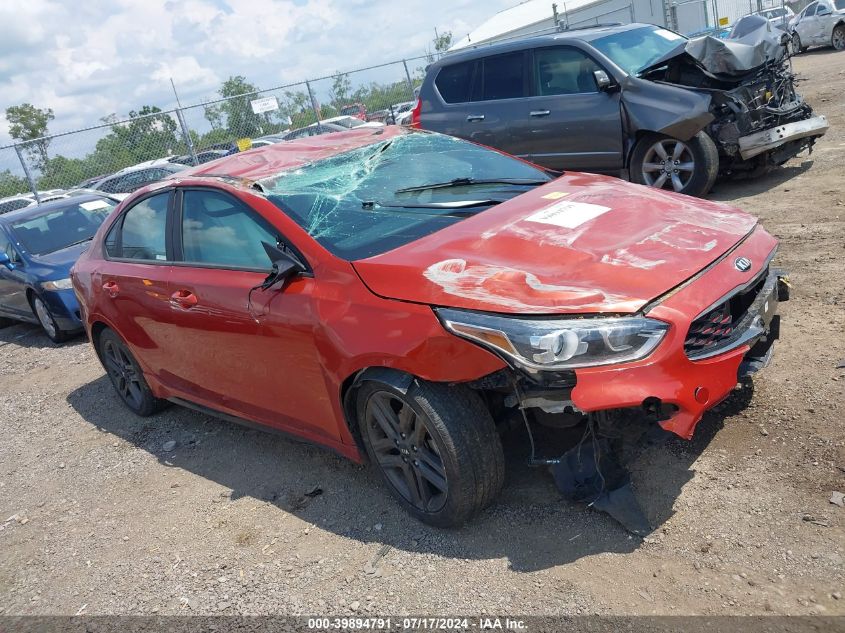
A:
[790, 0, 845, 52]
[757, 5, 795, 30]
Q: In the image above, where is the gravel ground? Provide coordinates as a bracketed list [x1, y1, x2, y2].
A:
[1, 49, 843, 618]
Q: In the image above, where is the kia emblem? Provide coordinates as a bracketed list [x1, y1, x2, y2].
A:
[734, 257, 752, 272]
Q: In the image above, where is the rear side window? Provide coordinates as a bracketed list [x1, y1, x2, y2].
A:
[481, 52, 526, 100]
[181, 190, 278, 270]
[434, 61, 476, 103]
[107, 192, 169, 260]
[534, 47, 601, 95]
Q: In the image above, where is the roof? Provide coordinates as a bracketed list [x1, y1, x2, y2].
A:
[0, 193, 108, 223]
[179, 127, 406, 183]
[450, 0, 607, 50]
[434, 22, 647, 66]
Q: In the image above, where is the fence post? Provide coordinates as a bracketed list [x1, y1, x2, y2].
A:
[305, 81, 322, 132]
[175, 108, 198, 166]
[14, 145, 40, 203]
[402, 60, 415, 98]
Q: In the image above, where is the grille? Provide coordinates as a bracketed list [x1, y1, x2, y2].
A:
[684, 268, 768, 358]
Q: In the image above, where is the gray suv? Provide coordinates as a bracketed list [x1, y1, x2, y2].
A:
[416, 23, 827, 197]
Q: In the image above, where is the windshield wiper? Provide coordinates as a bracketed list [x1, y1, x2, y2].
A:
[362, 199, 503, 216]
[395, 177, 549, 195]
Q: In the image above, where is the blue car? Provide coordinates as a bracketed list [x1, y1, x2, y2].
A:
[0, 194, 118, 343]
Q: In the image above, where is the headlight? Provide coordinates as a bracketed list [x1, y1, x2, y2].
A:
[436, 308, 668, 370]
[42, 278, 74, 291]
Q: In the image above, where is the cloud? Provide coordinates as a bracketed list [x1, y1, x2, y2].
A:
[0, 0, 517, 150]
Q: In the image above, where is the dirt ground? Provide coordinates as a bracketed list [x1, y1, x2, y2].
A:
[1, 49, 843, 619]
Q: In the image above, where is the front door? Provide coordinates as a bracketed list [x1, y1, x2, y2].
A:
[796, 3, 819, 43]
[164, 188, 337, 441]
[522, 46, 623, 172]
[0, 231, 30, 319]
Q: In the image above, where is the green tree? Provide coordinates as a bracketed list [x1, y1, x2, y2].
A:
[0, 170, 30, 197]
[5, 103, 55, 170]
[219, 76, 264, 138]
[203, 103, 225, 131]
[426, 30, 453, 63]
[329, 72, 352, 109]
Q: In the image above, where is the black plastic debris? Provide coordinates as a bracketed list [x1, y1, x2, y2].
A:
[551, 434, 651, 536]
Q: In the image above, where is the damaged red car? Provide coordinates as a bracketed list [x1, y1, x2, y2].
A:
[71, 127, 788, 527]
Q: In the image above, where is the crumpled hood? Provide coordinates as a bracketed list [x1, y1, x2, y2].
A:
[352, 173, 758, 315]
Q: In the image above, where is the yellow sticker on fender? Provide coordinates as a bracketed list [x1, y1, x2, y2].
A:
[541, 191, 569, 200]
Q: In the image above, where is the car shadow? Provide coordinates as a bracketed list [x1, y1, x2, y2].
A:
[0, 321, 87, 350]
[66, 375, 754, 572]
[709, 160, 815, 202]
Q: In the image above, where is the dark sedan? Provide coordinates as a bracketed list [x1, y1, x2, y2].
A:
[0, 194, 117, 342]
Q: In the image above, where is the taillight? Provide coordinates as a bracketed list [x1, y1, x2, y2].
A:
[410, 99, 422, 129]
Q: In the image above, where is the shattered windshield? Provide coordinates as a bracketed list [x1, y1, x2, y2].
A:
[261, 132, 551, 260]
[592, 26, 687, 75]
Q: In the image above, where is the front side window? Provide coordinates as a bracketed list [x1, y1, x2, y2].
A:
[481, 52, 526, 101]
[804, 3, 818, 16]
[534, 47, 601, 95]
[181, 190, 278, 270]
[434, 61, 476, 103]
[260, 131, 551, 260]
[111, 192, 169, 260]
[0, 232, 20, 264]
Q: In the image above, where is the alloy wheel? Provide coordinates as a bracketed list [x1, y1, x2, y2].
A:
[792, 32, 802, 53]
[33, 297, 57, 339]
[641, 139, 696, 192]
[364, 390, 448, 513]
[102, 339, 144, 410]
[833, 26, 845, 51]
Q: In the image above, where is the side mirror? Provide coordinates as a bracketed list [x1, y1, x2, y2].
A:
[594, 69, 616, 91]
[0, 252, 14, 270]
[260, 242, 305, 290]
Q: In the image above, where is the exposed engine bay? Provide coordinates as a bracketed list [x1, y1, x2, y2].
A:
[638, 18, 828, 177]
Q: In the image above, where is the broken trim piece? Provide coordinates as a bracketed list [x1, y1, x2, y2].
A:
[737, 115, 829, 159]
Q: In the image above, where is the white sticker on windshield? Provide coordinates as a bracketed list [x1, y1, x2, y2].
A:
[80, 200, 110, 211]
[654, 29, 685, 41]
[525, 201, 611, 229]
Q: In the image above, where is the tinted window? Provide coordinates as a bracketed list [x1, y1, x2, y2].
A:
[534, 47, 601, 95]
[261, 132, 550, 260]
[482, 52, 525, 101]
[10, 198, 115, 255]
[805, 3, 818, 15]
[116, 193, 169, 260]
[835, 0, 845, 10]
[435, 61, 476, 103]
[181, 190, 277, 270]
[0, 233, 18, 263]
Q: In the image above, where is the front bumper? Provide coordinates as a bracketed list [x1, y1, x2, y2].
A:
[569, 225, 783, 440]
[738, 114, 829, 160]
[41, 288, 84, 331]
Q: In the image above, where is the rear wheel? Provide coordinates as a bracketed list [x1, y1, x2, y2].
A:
[832, 24, 845, 51]
[630, 131, 719, 198]
[31, 294, 69, 344]
[98, 329, 164, 416]
[357, 378, 504, 527]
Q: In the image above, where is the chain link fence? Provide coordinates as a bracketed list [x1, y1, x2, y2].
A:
[672, 0, 789, 34]
[0, 56, 429, 205]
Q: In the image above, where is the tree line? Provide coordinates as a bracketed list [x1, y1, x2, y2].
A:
[1, 32, 451, 197]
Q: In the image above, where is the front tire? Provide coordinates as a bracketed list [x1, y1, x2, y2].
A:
[98, 329, 164, 416]
[31, 294, 69, 344]
[357, 378, 505, 527]
[832, 24, 845, 51]
[630, 131, 719, 197]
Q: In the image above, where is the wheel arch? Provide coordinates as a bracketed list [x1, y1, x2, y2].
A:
[340, 367, 416, 453]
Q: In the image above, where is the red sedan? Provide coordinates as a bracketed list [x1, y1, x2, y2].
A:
[72, 127, 786, 527]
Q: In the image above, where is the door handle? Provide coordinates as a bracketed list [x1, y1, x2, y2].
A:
[466, 114, 485, 122]
[530, 110, 551, 117]
[102, 281, 119, 298]
[170, 289, 198, 308]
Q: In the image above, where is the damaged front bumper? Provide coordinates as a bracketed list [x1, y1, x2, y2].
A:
[737, 114, 829, 160]
[567, 225, 785, 440]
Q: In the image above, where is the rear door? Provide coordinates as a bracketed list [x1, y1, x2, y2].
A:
[813, 1, 834, 41]
[522, 45, 623, 172]
[164, 187, 336, 439]
[95, 190, 175, 374]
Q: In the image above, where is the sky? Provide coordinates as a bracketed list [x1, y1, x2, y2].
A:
[0, 0, 518, 148]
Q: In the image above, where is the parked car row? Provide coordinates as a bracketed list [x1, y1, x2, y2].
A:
[789, 0, 845, 52]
